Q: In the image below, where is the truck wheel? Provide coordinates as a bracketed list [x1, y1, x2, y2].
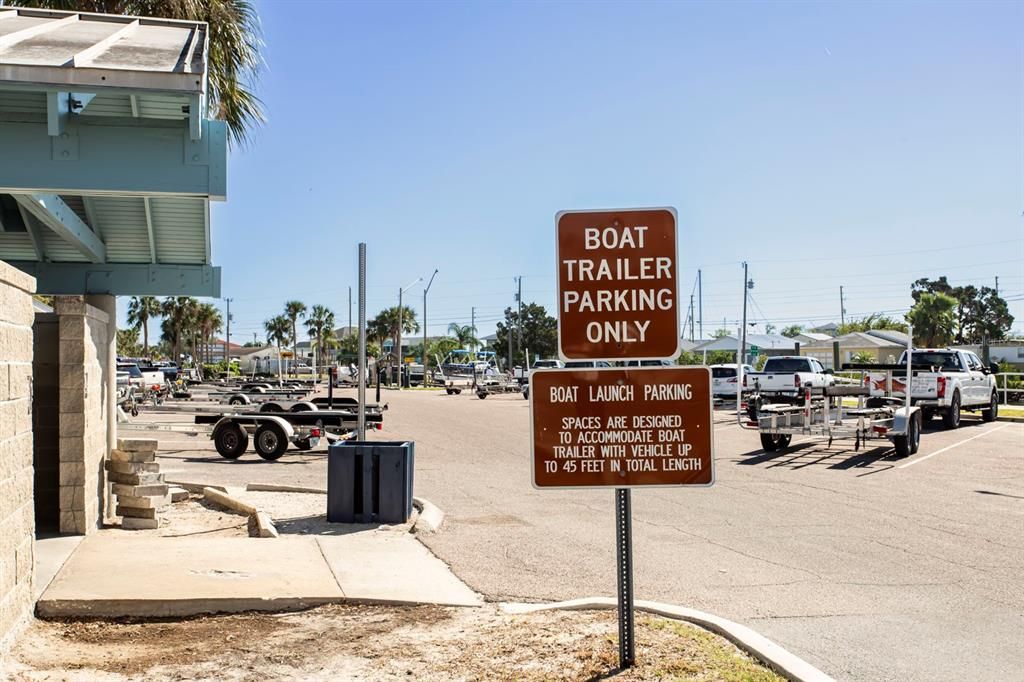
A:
[759, 433, 790, 452]
[259, 402, 284, 413]
[981, 392, 998, 422]
[254, 423, 288, 460]
[215, 424, 248, 459]
[941, 392, 961, 429]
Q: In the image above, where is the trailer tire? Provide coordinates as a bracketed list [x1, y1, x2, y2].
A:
[293, 438, 314, 451]
[228, 394, 249, 406]
[894, 412, 920, 457]
[259, 402, 284, 413]
[981, 392, 998, 422]
[446, 389, 455, 395]
[215, 424, 248, 459]
[941, 392, 961, 429]
[759, 433, 791, 452]
[477, 392, 487, 400]
[290, 401, 316, 412]
[254, 423, 288, 460]
[523, 387, 529, 400]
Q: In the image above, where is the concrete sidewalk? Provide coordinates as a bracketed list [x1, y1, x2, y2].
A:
[37, 531, 482, 618]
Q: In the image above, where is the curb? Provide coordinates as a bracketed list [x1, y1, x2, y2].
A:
[202, 487, 257, 515]
[500, 598, 835, 682]
[246, 483, 326, 494]
[168, 480, 228, 494]
[996, 415, 1024, 423]
[411, 497, 445, 533]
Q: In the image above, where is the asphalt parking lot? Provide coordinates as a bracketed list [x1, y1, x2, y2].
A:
[146, 388, 1024, 682]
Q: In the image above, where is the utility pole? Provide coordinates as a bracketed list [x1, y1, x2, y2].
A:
[397, 277, 422, 389]
[698, 269, 703, 339]
[839, 286, 846, 326]
[689, 294, 695, 341]
[471, 307, 476, 351]
[516, 276, 523, 365]
[224, 297, 232, 364]
[348, 286, 352, 335]
[740, 262, 749, 365]
[995, 276, 999, 296]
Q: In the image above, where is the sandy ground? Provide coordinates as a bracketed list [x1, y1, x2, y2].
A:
[112, 494, 249, 538]
[7, 605, 781, 681]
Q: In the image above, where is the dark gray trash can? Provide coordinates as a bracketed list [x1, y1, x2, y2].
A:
[327, 441, 414, 524]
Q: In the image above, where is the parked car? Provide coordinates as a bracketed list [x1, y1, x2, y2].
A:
[867, 349, 999, 428]
[565, 361, 612, 369]
[710, 364, 755, 398]
[744, 356, 835, 403]
[532, 359, 565, 369]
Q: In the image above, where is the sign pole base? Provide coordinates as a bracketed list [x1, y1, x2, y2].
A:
[616, 487, 635, 668]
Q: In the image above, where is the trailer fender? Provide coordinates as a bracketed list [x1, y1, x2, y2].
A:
[227, 394, 251, 406]
[253, 415, 295, 439]
[892, 406, 920, 435]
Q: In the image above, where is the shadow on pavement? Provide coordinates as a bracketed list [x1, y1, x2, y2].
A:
[975, 489, 1024, 500]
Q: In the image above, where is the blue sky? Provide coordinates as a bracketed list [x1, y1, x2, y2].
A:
[167, 0, 1023, 344]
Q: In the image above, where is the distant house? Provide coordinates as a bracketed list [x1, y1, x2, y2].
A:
[809, 322, 839, 336]
[792, 332, 832, 345]
[800, 330, 909, 369]
[693, 333, 797, 364]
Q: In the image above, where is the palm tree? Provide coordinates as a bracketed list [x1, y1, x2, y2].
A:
[160, 297, 199, 364]
[14, 0, 265, 147]
[371, 306, 419, 366]
[447, 322, 479, 350]
[126, 296, 161, 356]
[195, 303, 223, 365]
[283, 300, 307, 376]
[304, 304, 335, 377]
[264, 314, 290, 379]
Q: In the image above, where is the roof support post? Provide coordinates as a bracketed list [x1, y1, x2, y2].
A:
[142, 196, 157, 262]
[12, 193, 106, 263]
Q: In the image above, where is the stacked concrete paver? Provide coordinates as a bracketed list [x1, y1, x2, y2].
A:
[107, 438, 169, 530]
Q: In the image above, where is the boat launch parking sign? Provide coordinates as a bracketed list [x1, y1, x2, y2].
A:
[557, 207, 679, 361]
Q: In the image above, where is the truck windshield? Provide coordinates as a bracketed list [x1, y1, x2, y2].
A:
[117, 364, 143, 378]
[906, 352, 961, 370]
[711, 367, 736, 378]
[763, 358, 811, 373]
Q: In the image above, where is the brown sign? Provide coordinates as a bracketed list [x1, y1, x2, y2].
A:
[557, 208, 679, 361]
[531, 367, 713, 489]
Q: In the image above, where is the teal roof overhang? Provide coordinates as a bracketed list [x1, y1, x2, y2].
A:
[0, 8, 226, 296]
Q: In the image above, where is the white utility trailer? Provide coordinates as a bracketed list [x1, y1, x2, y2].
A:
[740, 332, 923, 457]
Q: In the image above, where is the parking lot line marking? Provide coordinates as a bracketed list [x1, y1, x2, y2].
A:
[897, 423, 1013, 469]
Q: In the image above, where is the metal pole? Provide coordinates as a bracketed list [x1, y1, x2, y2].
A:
[689, 294, 695, 341]
[224, 297, 232, 366]
[348, 286, 352, 335]
[615, 488, 635, 669]
[471, 307, 476, 351]
[741, 262, 748, 365]
[423, 269, 438, 388]
[698, 269, 703, 339]
[840, 286, 846, 326]
[397, 287, 403, 389]
[516, 276, 523, 366]
[357, 243, 367, 440]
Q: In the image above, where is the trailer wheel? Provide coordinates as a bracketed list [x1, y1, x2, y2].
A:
[215, 424, 248, 459]
[453, 389, 462, 395]
[259, 402, 284, 413]
[894, 412, 920, 457]
[228, 394, 249, 406]
[981, 392, 998, 423]
[759, 433, 791, 452]
[290, 401, 316, 412]
[254, 423, 288, 460]
[293, 438, 314, 451]
[522, 387, 529, 400]
[477, 391, 487, 400]
[446, 388, 455, 395]
[941, 392, 961, 429]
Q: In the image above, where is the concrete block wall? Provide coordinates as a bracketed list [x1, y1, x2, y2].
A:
[0, 260, 36, 656]
[54, 297, 110, 534]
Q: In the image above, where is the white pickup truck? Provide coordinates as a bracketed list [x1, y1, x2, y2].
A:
[744, 356, 835, 403]
[866, 349, 998, 428]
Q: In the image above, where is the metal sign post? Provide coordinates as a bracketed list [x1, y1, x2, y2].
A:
[615, 488, 635, 668]
[357, 242, 367, 441]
